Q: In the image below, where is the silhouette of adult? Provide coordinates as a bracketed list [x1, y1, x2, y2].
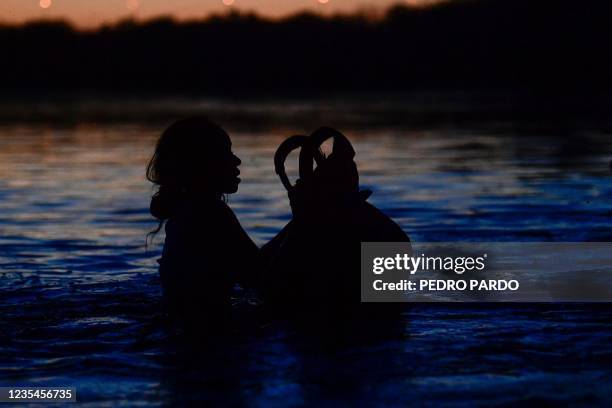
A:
[147, 117, 259, 325]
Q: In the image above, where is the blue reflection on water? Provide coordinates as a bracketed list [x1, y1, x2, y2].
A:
[1, 106, 611, 405]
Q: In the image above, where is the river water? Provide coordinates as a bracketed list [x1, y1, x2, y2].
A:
[1, 96, 611, 406]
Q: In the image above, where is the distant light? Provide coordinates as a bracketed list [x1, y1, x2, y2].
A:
[39, 0, 52, 9]
[318, 0, 330, 4]
[126, 0, 139, 12]
[222, 0, 234, 6]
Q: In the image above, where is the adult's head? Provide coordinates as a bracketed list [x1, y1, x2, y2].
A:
[147, 116, 241, 220]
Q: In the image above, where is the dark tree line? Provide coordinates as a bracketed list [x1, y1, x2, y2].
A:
[1, 0, 611, 95]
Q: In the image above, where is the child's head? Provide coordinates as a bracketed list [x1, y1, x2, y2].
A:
[301, 127, 359, 198]
[147, 117, 241, 219]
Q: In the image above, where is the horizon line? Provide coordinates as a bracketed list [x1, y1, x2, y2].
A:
[0, 1, 448, 31]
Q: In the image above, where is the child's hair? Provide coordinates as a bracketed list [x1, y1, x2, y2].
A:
[146, 116, 230, 225]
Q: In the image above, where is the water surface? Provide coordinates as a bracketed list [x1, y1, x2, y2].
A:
[1, 99, 612, 405]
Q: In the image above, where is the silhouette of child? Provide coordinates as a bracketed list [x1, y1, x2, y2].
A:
[263, 128, 409, 315]
[147, 117, 259, 323]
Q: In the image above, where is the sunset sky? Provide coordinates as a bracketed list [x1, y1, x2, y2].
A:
[0, 0, 443, 28]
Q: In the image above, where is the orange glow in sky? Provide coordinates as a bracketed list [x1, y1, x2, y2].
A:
[126, 0, 139, 12]
[405, 0, 443, 7]
[0, 0, 446, 28]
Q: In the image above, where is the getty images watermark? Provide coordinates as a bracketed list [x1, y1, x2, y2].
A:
[361, 242, 612, 302]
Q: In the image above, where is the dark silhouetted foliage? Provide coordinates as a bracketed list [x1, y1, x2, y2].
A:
[2, 0, 611, 94]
